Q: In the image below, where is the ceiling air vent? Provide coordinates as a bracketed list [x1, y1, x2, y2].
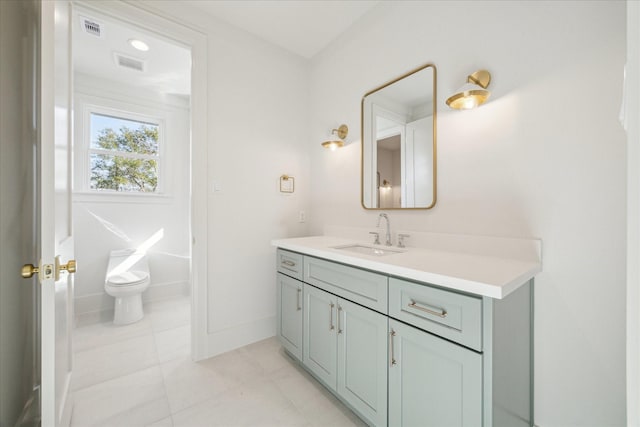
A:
[80, 16, 103, 38]
[113, 53, 146, 72]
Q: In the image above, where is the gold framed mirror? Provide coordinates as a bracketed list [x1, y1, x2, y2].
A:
[361, 63, 437, 209]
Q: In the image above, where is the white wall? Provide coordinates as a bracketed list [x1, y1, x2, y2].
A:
[203, 25, 310, 352]
[309, 1, 626, 426]
[72, 74, 191, 319]
[135, 1, 311, 355]
[128, 0, 626, 423]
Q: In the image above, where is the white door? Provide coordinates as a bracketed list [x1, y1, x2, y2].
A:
[33, 1, 75, 425]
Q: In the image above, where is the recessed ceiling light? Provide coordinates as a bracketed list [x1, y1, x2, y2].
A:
[128, 39, 149, 52]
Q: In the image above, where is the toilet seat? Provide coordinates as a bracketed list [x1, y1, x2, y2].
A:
[104, 250, 151, 325]
[107, 270, 149, 287]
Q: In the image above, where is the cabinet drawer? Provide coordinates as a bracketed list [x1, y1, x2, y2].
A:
[277, 249, 303, 280]
[389, 278, 482, 351]
[304, 256, 387, 313]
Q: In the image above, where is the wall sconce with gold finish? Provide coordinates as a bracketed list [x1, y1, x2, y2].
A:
[446, 70, 491, 110]
[321, 124, 348, 150]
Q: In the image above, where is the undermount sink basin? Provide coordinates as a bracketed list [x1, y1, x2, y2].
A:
[333, 244, 403, 256]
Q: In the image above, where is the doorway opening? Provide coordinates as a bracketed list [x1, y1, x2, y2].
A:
[69, 1, 195, 402]
[2, 1, 208, 425]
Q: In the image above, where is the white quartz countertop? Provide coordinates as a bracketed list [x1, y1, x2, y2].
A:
[272, 235, 542, 299]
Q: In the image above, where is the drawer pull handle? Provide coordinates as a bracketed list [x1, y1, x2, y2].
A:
[281, 260, 296, 267]
[296, 288, 301, 311]
[389, 329, 397, 366]
[337, 305, 343, 334]
[408, 300, 447, 318]
[329, 302, 335, 330]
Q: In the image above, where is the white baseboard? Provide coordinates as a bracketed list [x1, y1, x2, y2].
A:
[74, 281, 189, 326]
[75, 309, 115, 327]
[143, 281, 190, 302]
[197, 315, 276, 361]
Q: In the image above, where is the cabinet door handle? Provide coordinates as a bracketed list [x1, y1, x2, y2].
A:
[329, 302, 335, 330]
[281, 260, 296, 267]
[389, 329, 397, 367]
[408, 299, 447, 318]
[296, 288, 301, 311]
[337, 305, 343, 334]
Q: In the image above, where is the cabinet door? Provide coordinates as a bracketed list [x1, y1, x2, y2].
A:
[277, 273, 303, 360]
[303, 284, 337, 390]
[389, 319, 482, 427]
[337, 298, 388, 427]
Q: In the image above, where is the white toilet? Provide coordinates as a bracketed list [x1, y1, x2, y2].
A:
[104, 249, 151, 325]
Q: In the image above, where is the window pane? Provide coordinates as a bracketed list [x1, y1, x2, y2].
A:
[90, 113, 159, 155]
[90, 153, 158, 192]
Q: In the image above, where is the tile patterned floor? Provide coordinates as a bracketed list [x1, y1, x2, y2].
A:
[70, 297, 365, 427]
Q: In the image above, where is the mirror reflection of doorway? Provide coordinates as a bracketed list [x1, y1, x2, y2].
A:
[361, 63, 436, 209]
[377, 134, 401, 209]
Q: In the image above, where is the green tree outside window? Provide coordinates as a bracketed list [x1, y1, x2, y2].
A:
[89, 113, 160, 193]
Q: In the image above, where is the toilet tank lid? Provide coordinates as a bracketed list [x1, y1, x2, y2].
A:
[107, 270, 149, 285]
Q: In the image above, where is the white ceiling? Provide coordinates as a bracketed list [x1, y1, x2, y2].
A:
[73, 8, 192, 96]
[72, 1, 380, 96]
[183, 0, 381, 59]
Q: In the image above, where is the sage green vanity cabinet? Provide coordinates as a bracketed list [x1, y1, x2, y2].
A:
[303, 283, 388, 426]
[304, 255, 388, 313]
[388, 318, 482, 426]
[276, 249, 305, 360]
[303, 283, 337, 386]
[337, 297, 388, 426]
[275, 248, 534, 427]
[389, 277, 483, 351]
[277, 249, 303, 280]
[276, 273, 303, 360]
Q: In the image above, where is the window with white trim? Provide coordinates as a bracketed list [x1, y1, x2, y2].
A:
[87, 110, 162, 193]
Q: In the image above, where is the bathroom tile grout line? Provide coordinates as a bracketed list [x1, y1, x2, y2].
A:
[70, 298, 190, 392]
[71, 322, 188, 425]
[151, 319, 171, 426]
[159, 340, 320, 425]
[70, 296, 363, 426]
[70, 321, 183, 395]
